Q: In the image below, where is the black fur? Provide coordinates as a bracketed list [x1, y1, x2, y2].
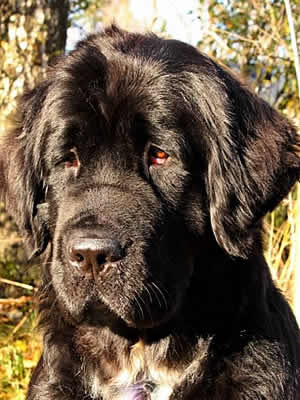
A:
[1, 26, 300, 399]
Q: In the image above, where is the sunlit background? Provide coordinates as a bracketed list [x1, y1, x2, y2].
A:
[67, 0, 202, 50]
[0, 1, 299, 399]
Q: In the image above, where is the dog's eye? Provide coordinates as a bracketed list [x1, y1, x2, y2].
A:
[148, 146, 169, 166]
[64, 148, 80, 169]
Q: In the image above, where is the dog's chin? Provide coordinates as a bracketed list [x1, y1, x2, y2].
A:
[113, 295, 181, 331]
[82, 297, 178, 332]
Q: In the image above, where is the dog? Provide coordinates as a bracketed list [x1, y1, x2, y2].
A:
[0, 25, 300, 399]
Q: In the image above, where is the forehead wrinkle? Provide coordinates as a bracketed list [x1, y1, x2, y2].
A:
[97, 54, 172, 125]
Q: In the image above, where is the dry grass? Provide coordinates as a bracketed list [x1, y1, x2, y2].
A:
[265, 187, 299, 309]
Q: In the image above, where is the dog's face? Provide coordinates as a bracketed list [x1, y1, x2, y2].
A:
[1, 26, 299, 330]
[45, 85, 197, 326]
[34, 36, 202, 327]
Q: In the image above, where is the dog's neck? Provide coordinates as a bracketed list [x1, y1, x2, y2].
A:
[76, 328, 200, 400]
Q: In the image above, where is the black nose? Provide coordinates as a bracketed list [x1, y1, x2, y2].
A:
[67, 238, 123, 275]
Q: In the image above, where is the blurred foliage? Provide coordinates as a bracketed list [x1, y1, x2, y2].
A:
[196, 0, 300, 118]
[0, 0, 69, 136]
[0, 309, 41, 400]
[0, 206, 40, 300]
[70, 0, 104, 14]
[69, 0, 106, 32]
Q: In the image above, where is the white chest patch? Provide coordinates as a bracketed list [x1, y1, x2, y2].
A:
[85, 341, 184, 400]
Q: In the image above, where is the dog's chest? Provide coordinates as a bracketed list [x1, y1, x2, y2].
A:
[86, 341, 183, 400]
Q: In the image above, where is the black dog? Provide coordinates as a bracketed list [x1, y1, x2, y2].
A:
[1, 25, 300, 399]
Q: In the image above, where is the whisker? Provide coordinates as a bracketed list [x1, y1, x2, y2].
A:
[151, 281, 169, 311]
[144, 284, 153, 304]
[148, 282, 163, 309]
[139, 287, 154, 323]
[134, 294, 145, 321]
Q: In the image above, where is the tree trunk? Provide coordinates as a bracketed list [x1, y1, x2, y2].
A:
[0, 0, 69, 294]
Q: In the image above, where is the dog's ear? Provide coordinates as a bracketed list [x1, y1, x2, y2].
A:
[0, 85, 50, 258]
[205, 72, 300, 258]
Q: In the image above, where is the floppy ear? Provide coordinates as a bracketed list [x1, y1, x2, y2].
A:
[206, 74, 300, 258]
[0, 85, 50, 258]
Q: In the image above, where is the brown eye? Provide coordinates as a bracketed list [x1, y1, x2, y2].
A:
[148, 146, 169, 166]
[65, 148, 80, 169]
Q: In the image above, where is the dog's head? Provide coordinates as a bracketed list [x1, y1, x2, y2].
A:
[1, 26, 299, 329]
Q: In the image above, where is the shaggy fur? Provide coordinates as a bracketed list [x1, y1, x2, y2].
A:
[1, 25, 300, 399]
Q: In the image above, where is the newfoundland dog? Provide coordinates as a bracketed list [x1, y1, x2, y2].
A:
[1, 25, 300, 399]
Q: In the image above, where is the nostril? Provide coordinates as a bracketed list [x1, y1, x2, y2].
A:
[67, 237, 124, 274]
[96, 254, 107, 266]
[74, 253, 84, 263]
[68, 248, 86, 269]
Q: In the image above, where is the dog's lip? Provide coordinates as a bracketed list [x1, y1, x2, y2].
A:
[123, 313, 176, 331]
[124, 319, 161, 330]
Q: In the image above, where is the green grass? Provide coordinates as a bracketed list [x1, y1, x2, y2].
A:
[0, 312, 41, 400]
